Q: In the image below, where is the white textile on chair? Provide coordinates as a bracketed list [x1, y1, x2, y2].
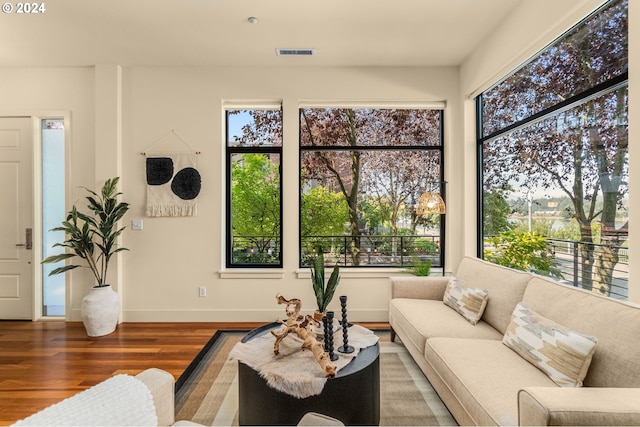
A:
[13, 374, 158, 426]
[228, 324, 379, 399]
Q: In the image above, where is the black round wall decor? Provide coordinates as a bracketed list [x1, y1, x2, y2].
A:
[171, 167, 202, 200]
[146, 157, 174, 185]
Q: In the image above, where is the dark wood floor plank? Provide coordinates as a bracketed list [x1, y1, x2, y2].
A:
[0, 320, 388, 425]
[0, 321, 222, 425]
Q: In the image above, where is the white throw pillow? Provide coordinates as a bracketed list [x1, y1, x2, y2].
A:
[442, 277, 489, 325]
[503, 302, 598, 387]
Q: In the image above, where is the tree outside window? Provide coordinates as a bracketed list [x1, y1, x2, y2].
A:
[479, 0, 628, 298]
[226, 109, 282, 267]
[299, 108, 444, 268]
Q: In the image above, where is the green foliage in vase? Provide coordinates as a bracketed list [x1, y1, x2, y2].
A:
[42, 177, 129, 286]
[308, 249, 340, 313]
[404, 257, 432, 276]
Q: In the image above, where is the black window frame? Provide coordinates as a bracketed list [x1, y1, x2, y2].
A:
[298, 107, 446, 269]
[225, 109, 283, 268]
[476, 0, 629, 264]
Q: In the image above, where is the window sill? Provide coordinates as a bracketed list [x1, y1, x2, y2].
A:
[296, 267, 444, 279]
[218, 267, 444, 280]
[219, 268, 286, 279]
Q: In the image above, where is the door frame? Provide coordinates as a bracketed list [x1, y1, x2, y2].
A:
[2, 111, 71, 321]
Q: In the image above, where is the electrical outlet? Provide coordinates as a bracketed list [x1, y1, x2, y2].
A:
[199, 286, 206, 297]
[131, 219, 143, 230]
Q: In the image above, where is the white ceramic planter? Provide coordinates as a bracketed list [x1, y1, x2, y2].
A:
[81, 285, 120, 337]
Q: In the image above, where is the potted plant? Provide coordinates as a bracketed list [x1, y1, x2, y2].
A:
[42, 177, 129, 336]
[404, 257, 432, 276]
[308, 249, 340, 320]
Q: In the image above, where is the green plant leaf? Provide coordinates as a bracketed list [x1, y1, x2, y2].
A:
[48, 264, 80, 276]
[321, 264, 340, 311]
[404, 257, 432, 276]
[41, 253, 75, 264]
[310, 256, 323, 310]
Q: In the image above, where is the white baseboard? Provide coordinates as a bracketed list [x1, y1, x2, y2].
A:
[120, 308, 389, 323]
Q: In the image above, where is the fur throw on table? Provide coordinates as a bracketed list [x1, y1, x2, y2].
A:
[228, 324, 378, 399]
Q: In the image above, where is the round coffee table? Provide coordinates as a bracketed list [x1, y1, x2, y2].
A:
[237, 322, 380, 426]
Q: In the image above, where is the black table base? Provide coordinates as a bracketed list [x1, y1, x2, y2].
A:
[237, 324, 380, 426]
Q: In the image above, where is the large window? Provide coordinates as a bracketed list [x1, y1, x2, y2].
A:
[299, 107, 444, 268]
[478, 0, 628, 298]
[226, 107, 282, 267]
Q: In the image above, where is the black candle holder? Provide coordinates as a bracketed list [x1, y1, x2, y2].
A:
[338, 295, 354, 354]
[322, 315, 329, 350]
[324, 311, 339, 361]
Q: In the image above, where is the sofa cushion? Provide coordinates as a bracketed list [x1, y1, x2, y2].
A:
[389, 299, 503, 355]
[455, 257, 531, 334]
[443, 277, 489, 325]
[503, 302, 598, 387]
[523, 276, 640, 388]
[424, 337, 557, 426]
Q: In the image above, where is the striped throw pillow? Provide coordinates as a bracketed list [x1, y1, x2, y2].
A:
[503, 302, 598, 387]
[442, 277, 489, 325]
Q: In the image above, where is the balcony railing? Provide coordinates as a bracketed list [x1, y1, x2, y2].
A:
[484, 236, 629, 300]
[231, 234, 442, 267]
[232, 234, 628, 299]
[546, 238, 629, 300]
[231, 236, 281, 265]
[302, 234, 442, 267]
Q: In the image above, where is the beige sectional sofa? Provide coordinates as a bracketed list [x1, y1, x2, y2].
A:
[389, 256, 640, 426]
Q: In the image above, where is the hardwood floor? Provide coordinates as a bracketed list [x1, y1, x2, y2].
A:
[0, 320, 388, 425]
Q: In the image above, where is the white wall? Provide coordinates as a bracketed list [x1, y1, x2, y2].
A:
[120, 66, 461, 322]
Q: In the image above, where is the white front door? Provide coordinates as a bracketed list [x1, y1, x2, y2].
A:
[0, 117, 33, 319]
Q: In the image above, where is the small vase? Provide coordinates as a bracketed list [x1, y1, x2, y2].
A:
[81, 285, 120, 337]
[313, 310, 325, 322]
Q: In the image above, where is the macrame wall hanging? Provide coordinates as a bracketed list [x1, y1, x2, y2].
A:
[141, 130, 202, 217]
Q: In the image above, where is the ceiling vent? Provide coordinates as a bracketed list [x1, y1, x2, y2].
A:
[276, 48, 315, 57]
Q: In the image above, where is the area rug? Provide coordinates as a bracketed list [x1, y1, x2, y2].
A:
[175, 330, 456, 426]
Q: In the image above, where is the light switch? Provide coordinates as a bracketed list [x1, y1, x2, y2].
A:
[131, 219, 143, 230]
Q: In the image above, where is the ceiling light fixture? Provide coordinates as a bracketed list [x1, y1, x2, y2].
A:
[415, 192, 446, 215]
[415, 181, 447, 215]
[247, 17, 259, 24]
